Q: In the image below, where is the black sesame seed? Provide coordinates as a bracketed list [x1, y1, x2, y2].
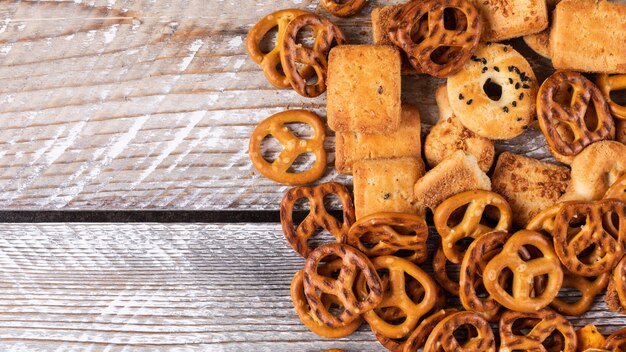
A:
[517, 117, 522, 122]
[514, 67, 521, 74]
[481, 58, 487, 64]
[512, 101, 517, 107]
[503, 47, 508, 52]
[515, 83, 520, 89]
[459, 93, 464, 100]
[519, 93, 524, 100]
[508, 78, 513, 84]
[471, 55, 480, 62]
[482, 67, 488, 73]
[508, 66, 514, 72]
[522, 84, 530, 89]
[493, 66, 500, 72]
[503, 106, 509, 113]
[467, 99, 473, 105]
[522, 125, 528, 130]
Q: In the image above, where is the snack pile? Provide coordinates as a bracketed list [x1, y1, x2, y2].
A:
[245, 0, 626, 350]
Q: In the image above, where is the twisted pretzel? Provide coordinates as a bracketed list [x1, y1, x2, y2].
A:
[359, 256, 438, 339]
[388, 0, 481, 78]
[537, 71, 615, 156]
[611, 255, 626, 313]
[549, 271, 609, 316]
[423, 311, 496, 352]
[346, 212, 428, 264]
[483, 230, 563, 312]
[499, 309, 577, 352]
[290, 266, 362, 338]
[320, 0, 366, 17]
[249, 110, 326, 185]
[606, 327, 626, 351]
[280, 14, 347, 97]
[403, 309, 459, 352]
[553, 200, 626, 277]
[604, 174, 626, 202]
[597, 74, 626, 120]
[281, 182, 355, 258]
[246, 9, 312, 88]
[434, 190, 512, 264]
[432, 238, 460, 295]
[527, 203, 564, 237]
[303, 243, 382, 328]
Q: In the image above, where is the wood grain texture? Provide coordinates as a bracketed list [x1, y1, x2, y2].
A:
[0, 223, 624, 351]
[0, 0, 567, 211]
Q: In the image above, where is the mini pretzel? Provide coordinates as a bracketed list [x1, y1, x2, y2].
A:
[597, 74, 626, 120]
[432, 239, 460, 295]
[249, 110, 326, 185]
[281, 182, 355, 258]
[280, 14, 347, 97]
[360, 256, 438, 339]
[606, 327, 626, 351]
[499, 309, 577, 352]
[611, 255, 626, 313]
[604, 174, 626, 202]
[526, 203, 563, 237]
[320, 0, 366, 17]
[423, 311, 496, 352]
[548, 271, 609, 316]
[290, 268, 362, 338]
[553, 200, 626, 277]
[434, 190, 512, 264]
[403, 309, 459, 352]
[388, 0, 481, 78]
[483, 230, 563, 312]
[537, 71, 615, 156]
[303, 243, 382, 328]
[346, 212, 428, 264]
[246, 9, 312, 88]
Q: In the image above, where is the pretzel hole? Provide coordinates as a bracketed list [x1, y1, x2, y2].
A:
[295, 26, 317, 49]
[446, 204, 470, 227]
[406, 277, 426, 304]
[610, 88, 626, 106]
[553, 82, 575, 106]
[453, 324, 478, 344]
[555, 123, 576, 144]
[555, 285, 583, 304]
[260, 135, 282, 163]
[483, 205, 503, 226]
[542, 330, 566, 351]
[259, 26, 279, 54]
[583, 105, 600, 131]
[443, 8, 467, 31]
[511, 318, 541, 335]
[578, 243, 601, 265]
[603, 210, 621, 238]
[430, 46, 461, 65]
[409, 14, 429, 44]
[483, 78, 503, 101]
[287, 152, 316, 174]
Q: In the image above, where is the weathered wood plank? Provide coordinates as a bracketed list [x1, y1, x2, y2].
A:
[0, 223, 623, 351]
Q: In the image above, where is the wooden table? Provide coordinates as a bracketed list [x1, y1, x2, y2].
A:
[0, 0, 624, 351]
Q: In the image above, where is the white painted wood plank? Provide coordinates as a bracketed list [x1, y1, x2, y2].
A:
[0, 223, 623, 351]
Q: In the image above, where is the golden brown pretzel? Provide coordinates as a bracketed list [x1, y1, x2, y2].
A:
[281, 182, 355, 258]
[280, 14, 347, 97]
[606, 327, 626, 351]
[612, 255, 626, 312]
[290, 268, 362, 338]
[303, 243, 382, 328]
[597, 74, 626, 120]
[526, 203, 564, 237]
[537, 71, 615, 156]
[499, 309, 577, 352]
[246, 9, 312, 88]
[346, 212, 428, 264]
[388, 0, 481, 78]
[320, 0, 366, 17]
[432, 239, 460, 295]
[423, 311, 496, 352]
[249, 110, 327, 185]
[434, 190, 512, 264]
[553, 200, 626, 277]
[577, 325, 607, 352]
[547, 270, 609, 316]
[359, 256, 438, 339]
[483, 230, 563, 312]
[604, 174, 626, 202]
[403, 309, 459, 352]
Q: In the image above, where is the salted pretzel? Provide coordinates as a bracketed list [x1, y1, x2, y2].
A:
[346, 212, 428, 264]
[320, 0, 366, 17]
[303, 243, 382, 328]
[604, 174, 626, 202]
[483, 230, 563, 312]
[434, 190, 512, 264]
[281, 182, 355, 258]
[290, 267, 362, 338]
[249, 110, 326, 185]
[549, 271, 610, 316]
[388, 0, 481, 78]
[597, 74, 626, 120]
[280, 14, 347, 97]
[358, 256, 438, 339]
[246, 9, 312, 88]
[537, 71, 615, 157]
[553, 200, 626, 277]
[403, 309, 459, 352]
[432, 239, 460, 295]
[606, 327, 626, 351]
[499, 309, 577, 352]
[526, 203, 563, 237]
[423, 311, 496, 352]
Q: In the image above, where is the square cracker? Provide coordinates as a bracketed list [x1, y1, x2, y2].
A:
[550, 0, 626, 73]
[371, 5, 421, 75]
[491, 152, 570, 227]
[335, 104, 421, 174]
[327, 45, 401, 133]
[470, 0, 548, 41]
[353, 157, 426, 219]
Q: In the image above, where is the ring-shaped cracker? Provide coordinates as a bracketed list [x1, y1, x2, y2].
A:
[499, 309, 577, 352]
[320, 0, 366, 17]
[597, 74, 626, 120]
[423, 311, 496, 352]
[434, 190, 512, 264]
[537, 71, 615, 156]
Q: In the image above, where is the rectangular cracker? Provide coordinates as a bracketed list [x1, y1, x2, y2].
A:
[470, 0, 548, 41]
[327, 45, 402, 133]
[335, 104, 422, 174]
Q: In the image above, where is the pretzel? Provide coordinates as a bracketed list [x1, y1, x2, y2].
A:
[548, 271, 609, 316]
[434, 190, 512, 264]
[577, 325, 607, 351]
[499, 309, 577, 352]
[346, 212, 428, 264]
[432, 239, 460, 295]
[611, 255, 626, 313]
[303, 243, 382, 328]
[526, 203, 563, 237]
[320, 0, 366, 17]
[290, 268, 362, 338]
[281, 182, 355, 258]
[604, 174, 626, 202]
[423, 311, 496, 352]
[537, 71, 615, 157]
[553, 200, 626, 277]
[249, 110, 326, 185]
[403, 309, 459, 352]
[356, 256, 438, 339]
[597, 74, 626, 120]
[280, 14, 347, 97]
[246, 9, 312, 88]
[388, 0, 481, 78]
[606, 327, 626, 351]
[483, 230, 563, 312]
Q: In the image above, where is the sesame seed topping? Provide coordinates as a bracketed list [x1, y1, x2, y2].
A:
[508, 78, 513, 84]
[519, 93, 524, 100]
[512, 101, 517, 107]
[482, 67, 488, 73]
[522, 84, 530, 89]
[503, 106, 509, 113]
[466, 99, 473, 105]
[459, 93, 464, 100]
[493, 66, 500, 72]
[515, 83, 520, 89]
